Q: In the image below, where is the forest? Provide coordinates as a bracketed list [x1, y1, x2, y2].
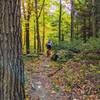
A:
[0, 0, 100, 100]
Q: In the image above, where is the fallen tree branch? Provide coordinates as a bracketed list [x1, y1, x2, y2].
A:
[47, 67, 63, 77]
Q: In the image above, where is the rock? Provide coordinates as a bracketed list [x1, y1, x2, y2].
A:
[51, 90, 56, 94]
[51, 53, 59, 61]
[32, 83, 37, 91]
[43, 64, 50, 68]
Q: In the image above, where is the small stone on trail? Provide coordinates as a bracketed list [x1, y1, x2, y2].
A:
[43, 64, 50, 68]
[32, 83, 37, 91]
[51, 90, 56, 95]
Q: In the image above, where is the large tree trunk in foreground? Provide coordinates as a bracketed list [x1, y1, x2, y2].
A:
[0, 0, 25, 100]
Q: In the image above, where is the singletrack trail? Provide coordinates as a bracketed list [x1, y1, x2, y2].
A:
[24, 55, 71, 100]
[24, 54, 99, 100]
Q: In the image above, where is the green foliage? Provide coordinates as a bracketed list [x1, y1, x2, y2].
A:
[54, 37, 100, 52]
[87, 37, 100, 51]
[52, 36, 100, 62]
[75, 37, 100, 52]
[52, 82, 60, 92]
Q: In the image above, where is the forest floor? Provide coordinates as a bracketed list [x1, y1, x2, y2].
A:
[24, 52, 100, 100]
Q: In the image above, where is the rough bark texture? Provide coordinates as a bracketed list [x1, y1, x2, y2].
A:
[0, 0, 25, 100]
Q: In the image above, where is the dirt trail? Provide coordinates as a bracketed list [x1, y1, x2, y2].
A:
[24, 55, 71, 100]
[24, 55, 100, 100]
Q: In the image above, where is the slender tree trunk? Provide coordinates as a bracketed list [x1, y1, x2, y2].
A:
[88, 15, 91, 38]
[26, 15, 30, 54]
[95, 0, 100, 36]
[83, 17, 87, 42]
[70, 0, 74, 41]
[59, 0, 62, 44]
[35, 0, 41, 53]
[26, 1, 31, 54]
[22, 0, 31, 54]
[76, 17, 79, 38]
[61, 34, 64, 41]
[34, 20, 36, 53]
[42, 7, 45, 52]
[22, 0, 27, 47]
[0, 0, 25, 100]
[91, 0, 96, 37]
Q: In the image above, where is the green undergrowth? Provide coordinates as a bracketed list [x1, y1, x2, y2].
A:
[51, 37, 100, 62]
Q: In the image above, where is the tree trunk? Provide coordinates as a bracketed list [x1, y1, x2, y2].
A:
[22, 0, 31, 54]
[26, 16, 30, 54]
[0, 0, 25, 100]
[88, 15, 91, 38]
[91, 0, 96, 37]
[42, 6, 45, 52]
[34, 20, 37, 53]
[70, 0, 74, 41]
[95, 0, 100, 36]
[26, 1, 31, 54]
[76, 17, 79, 38]
[59, 0, 62, 44]
[35, 0, 41, 53]
[83, 17, 87, 42]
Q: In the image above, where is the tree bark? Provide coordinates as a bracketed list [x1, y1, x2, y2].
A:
[34, 20, 37, 53]
[42, 6, 45, 52]
[35, 0, 41, 53]
[25, 14, 30, 54]
[70, 0, 74, 41]
[0, 0, 25, 100]
[26, 0, 31, 54]
[91, 0, 96, 37]
[95, 0, 100, 36]
[83, 17, 87, 42]
[22, 0, 31, 54]
[59, 0, 62, 44]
